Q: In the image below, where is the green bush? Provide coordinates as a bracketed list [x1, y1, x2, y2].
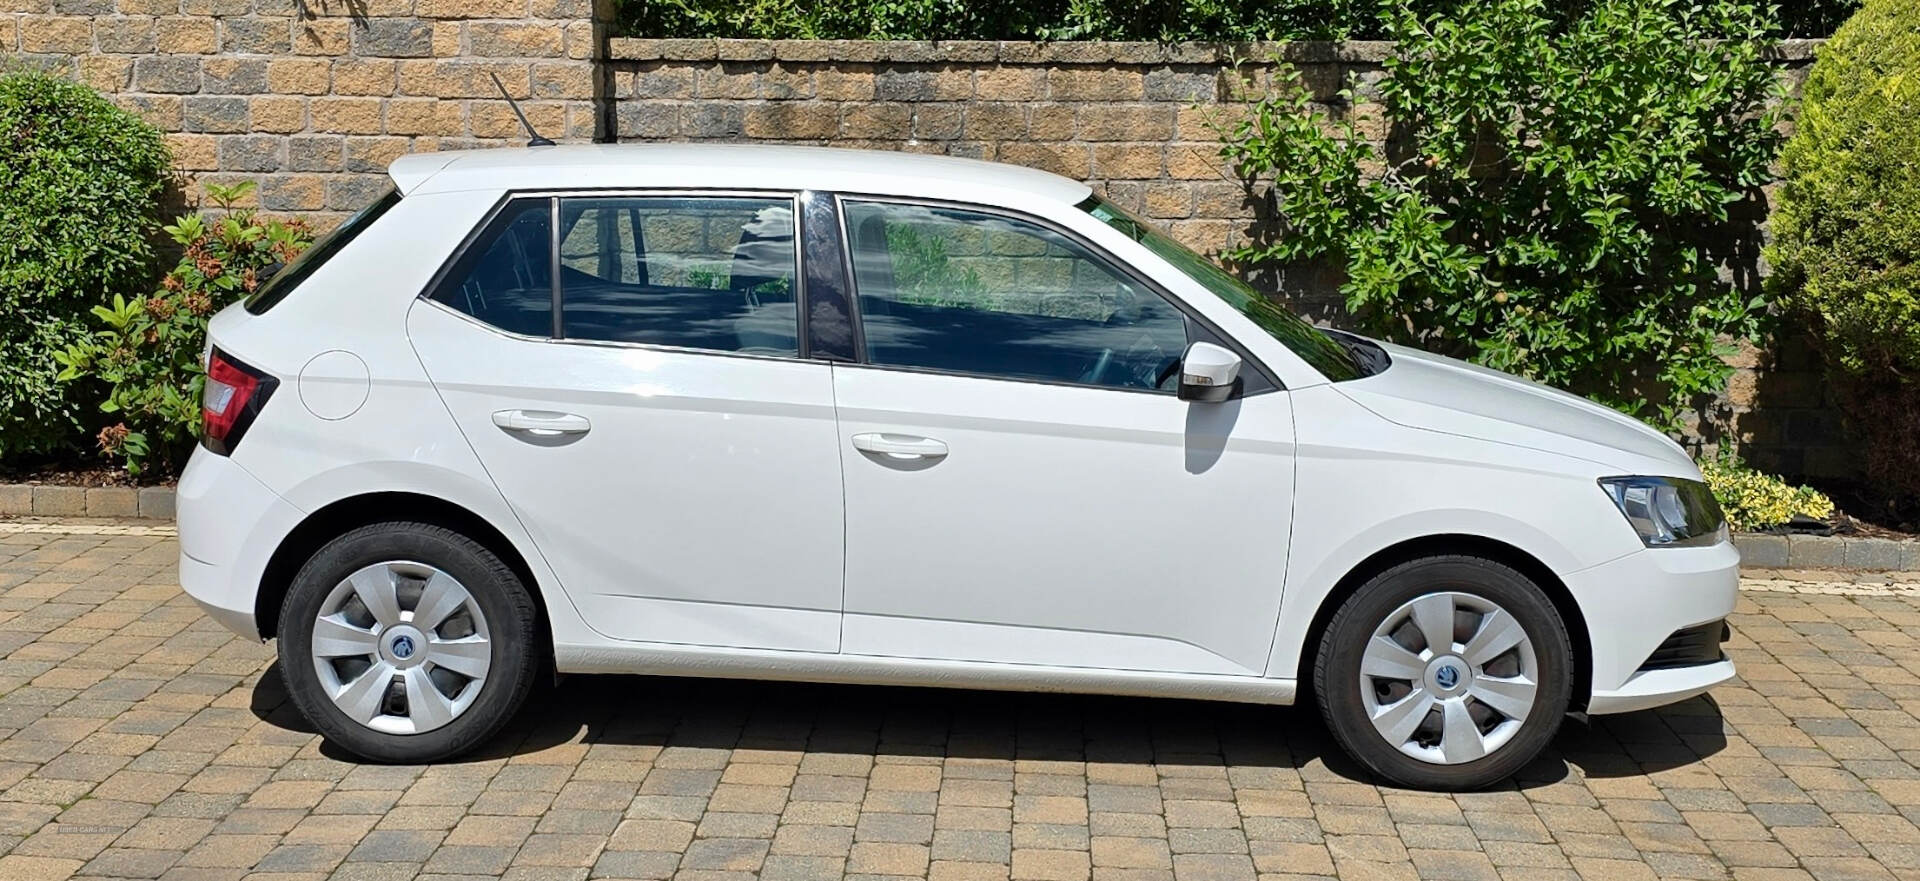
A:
[1700, 455, 1834, 531]
[1216, 0, 1782, 428]
[0, 70, 171, 460]
[1768, 0, 1920, 501]
[56, 182, 313, 476]
[615, 0, 1854, 39]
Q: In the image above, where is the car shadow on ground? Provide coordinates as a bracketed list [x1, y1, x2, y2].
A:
[249, 662, 1726, 791]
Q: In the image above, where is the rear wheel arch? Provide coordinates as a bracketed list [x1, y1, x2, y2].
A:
[255, 493, 551, 660]
[1297, 534, 1593, 712]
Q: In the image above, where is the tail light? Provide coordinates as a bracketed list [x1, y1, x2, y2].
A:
[202, 348, 277, 455]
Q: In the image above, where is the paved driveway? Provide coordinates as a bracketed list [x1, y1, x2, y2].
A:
[2, 522, 1919, 881]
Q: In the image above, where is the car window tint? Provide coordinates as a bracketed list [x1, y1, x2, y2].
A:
[558, 196, 799, 356]
[430, 199, 553, 337]
[842, 200, 1188, 391]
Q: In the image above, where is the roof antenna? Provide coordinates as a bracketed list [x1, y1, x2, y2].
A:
[489, 72, 555, 148]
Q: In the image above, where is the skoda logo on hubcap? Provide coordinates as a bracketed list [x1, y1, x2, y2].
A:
[1434, 663, 1460, 690]
[390, 635, 416, 660]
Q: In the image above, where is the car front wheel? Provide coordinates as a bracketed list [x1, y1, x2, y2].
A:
[1314, 555, 1574, 790]
[277, 522, 539, 762]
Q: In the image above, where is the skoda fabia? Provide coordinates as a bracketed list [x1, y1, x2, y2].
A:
[179, 144, 1737, 790]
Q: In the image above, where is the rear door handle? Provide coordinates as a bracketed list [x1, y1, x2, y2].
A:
[492, 409, 591, 437]
[851, 433, 948, 459]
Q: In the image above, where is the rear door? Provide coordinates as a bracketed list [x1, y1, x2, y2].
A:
[408, 191, 846, 652]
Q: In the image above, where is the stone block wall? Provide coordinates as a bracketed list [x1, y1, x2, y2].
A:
[5, 0, 609, 223]
[0, 17, 1849, 478]
[607, 39, 1394, 272]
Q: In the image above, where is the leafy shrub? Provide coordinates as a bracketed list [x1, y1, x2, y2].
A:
[1701, 455, 1835, 531]
[615, 0, 1854, 39]
[1767, 0, 1920, 502]
[0, 70, 171, 459]
[55, 182, 313, 476]
[1216, 0, 1782, 428]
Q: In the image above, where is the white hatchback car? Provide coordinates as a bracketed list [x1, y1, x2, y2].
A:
[179, 144, 1737, 790]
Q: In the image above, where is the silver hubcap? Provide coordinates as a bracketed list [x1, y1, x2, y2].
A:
[1360, 591, 1539, 765]
[310, 561, 491, 735]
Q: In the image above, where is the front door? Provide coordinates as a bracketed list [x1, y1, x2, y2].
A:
[830, 198, 1297, 676]
[409, 192, 845, 652]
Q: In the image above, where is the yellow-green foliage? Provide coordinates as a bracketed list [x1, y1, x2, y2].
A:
[1771, 0, 1920, 377]
[1700, 458, 1835, 532]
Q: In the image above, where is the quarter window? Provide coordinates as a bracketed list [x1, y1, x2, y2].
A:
[842, 200, 1189, 391]
[558, 196, 799, 355]
[430, 199, 553, 338]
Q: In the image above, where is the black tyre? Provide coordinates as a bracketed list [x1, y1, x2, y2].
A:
[1314, 555, 1573, 790]
[277, 522, 539, 762]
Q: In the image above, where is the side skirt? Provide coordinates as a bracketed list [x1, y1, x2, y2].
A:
[555, 642, 1298, 706]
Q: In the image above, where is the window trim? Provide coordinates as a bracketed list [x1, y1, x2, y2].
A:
[417, 188, 822, 366]
[829, 192, 1281, 397]
[548, 196, 564, 339]
[798, 190, 860, 362]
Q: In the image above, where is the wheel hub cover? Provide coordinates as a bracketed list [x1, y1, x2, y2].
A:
[1358, 590, 1541, 766]
[311, 560, 494, 736]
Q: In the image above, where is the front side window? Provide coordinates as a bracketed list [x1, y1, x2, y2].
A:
[842, 200, 1188, 391]
[559, 196, 799, 355]
[430, 199, 553, 338]
[1079, 196, 1366, 382]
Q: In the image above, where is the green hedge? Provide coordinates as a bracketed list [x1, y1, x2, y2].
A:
[1769, 0, 1920, 501]
[616, 0, 1856, 39]
[0, 70, 171, 461]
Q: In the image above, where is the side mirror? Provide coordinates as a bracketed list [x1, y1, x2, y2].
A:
[1178, 341, 1241, 403]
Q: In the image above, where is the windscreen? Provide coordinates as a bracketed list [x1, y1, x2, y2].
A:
[1079, 196, 1366, 382]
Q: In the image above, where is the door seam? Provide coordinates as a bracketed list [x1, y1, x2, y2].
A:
[830, 362, 849, 654]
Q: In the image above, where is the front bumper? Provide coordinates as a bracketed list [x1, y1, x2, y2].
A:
[1564, 539, 1740, 715]
[1586, 659, 1736, 714]
[176, 447, 306, 639]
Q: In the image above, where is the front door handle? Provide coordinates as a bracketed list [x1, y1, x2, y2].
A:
[492, 409, 591, 437]
[851, 432, 948, 459]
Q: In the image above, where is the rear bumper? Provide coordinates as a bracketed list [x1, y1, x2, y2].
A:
[180, 552, 257, 637]
[176, 447, 306, 640]
[1565, 540, 1740, 714]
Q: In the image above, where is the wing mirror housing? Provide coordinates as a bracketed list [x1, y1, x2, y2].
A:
[1178, 341, 1241, 403]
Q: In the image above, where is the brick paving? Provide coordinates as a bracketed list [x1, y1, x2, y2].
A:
[4, 523, 1920, 881]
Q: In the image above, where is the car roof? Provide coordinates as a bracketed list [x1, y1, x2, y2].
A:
[388, 144, 1094, 206]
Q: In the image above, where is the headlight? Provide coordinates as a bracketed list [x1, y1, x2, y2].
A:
[1598, 476, 1726, 548]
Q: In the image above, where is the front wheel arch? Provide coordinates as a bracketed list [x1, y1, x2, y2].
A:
[255, 493, 551, 665]
[1296, 534, 1592, 713]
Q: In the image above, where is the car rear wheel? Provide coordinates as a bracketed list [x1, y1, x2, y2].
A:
[278, 522, 539, 762]
[1314, 555, 1573, 790]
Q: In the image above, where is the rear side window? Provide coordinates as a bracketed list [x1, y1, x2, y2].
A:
[429, 199, 554, 337]
[557, 196, 798, 355]
[245, 186, 400, 314]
